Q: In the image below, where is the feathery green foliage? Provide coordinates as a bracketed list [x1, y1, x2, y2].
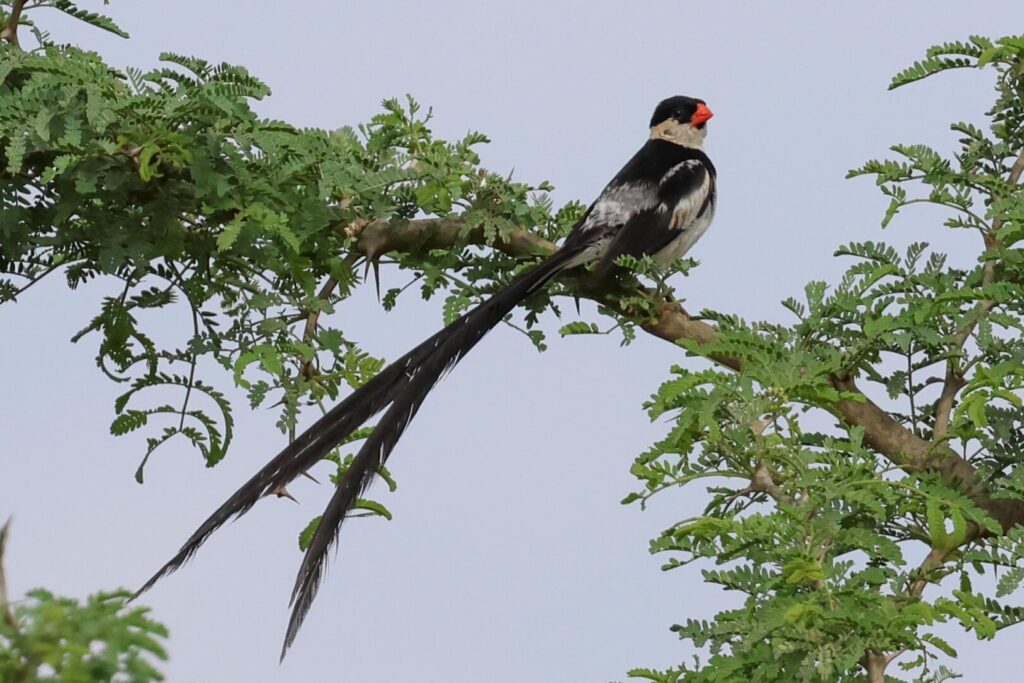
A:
[0, 2, 582, 488]
[626, 34, 1024, 682]
[0, 590, 169, 682]
[0, 520, 169, 683]
[4, 3, 1024, 680]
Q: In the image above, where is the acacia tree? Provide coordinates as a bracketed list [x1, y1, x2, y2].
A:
[2, 3, 1024, 681]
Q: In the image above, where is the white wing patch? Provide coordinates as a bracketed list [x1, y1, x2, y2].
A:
[579, 181, 659, 233]
[565, 180, 663, 269]
[653, 160, 715, 265]
[661, 160, 712, 231]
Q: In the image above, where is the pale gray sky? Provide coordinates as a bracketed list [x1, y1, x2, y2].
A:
[3, 2, 1024, 681]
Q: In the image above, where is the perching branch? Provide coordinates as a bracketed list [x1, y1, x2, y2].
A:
[353, 216, 556, 263]
[347, 215, 1024, 533]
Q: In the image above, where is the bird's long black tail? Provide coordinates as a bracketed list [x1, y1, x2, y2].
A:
[133, 245, 584, 653]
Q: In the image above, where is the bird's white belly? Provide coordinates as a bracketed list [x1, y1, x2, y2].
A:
[653, 206, 715, 265]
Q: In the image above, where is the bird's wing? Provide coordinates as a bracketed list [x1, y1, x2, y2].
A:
[594, 158, 713, 272]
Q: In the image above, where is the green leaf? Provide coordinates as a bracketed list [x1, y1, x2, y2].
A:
[927, 499, 948, 549]
[967, 395, 989, 428]
[137, 142, 161, 181]
[949, 507, 968, 547]
[922, 632, 958, 658]
[443, 292, 471, 325]
[51, 0, 130, 38]
[110, 410, 148, 435]
[782, 558, 826, 586]
[353, 499, 393, 520]
[890, 56, 975, 89]
[216, 215, 245, 252]
[558, 321, 600, 336]
[298, 516, 321, 551]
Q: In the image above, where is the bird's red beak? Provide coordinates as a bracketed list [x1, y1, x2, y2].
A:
[691, 103, 714, 125]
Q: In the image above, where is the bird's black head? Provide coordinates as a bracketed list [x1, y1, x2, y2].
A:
[649, 96, 713, 129]
[648, 96, 713, 148]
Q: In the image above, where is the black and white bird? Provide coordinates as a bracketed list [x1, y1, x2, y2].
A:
[134, 95, 717, 657]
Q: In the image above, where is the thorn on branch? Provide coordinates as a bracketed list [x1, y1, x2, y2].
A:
[270, 485, 298, 503]
[363, 257, 381, 302]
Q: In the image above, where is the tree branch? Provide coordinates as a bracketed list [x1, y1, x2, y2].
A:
[0, 518, 18, 632]
[906, 546, 954, 599]
[932, 370, 966, 442]
[750, 462, 798, 507]
[343, 215, 1024, 532]
[1008, 148, 1024, 188]
[353, 216, 556, 263]
[0, 0, 26, 48]
[862, 651, 888, 683]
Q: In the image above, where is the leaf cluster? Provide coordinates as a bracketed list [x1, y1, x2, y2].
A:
[626, 34, 1024, 682]
[0, 589, 168, 683]
[0, 4, 582, 485]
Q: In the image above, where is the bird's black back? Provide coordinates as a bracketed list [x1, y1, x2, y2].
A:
[611, 138, 716, 187]
[564, 139, 716, 250]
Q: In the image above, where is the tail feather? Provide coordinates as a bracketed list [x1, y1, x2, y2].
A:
[135, 247, 579, 618]
[281, 366, 436, 658]
[131, 352, 417, 599]
[278, 247, 580, 657]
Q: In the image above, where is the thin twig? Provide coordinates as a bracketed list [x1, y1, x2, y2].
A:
[283, 258, 360, 488]
[298, 275, 337, 380]
[932, 371, 966, 440]
[932, 147, 1024, 440]
[906, 344, 918, 436]
[899, 198, 990, 231]
[297, 251, 360, 379]
[6, 264, 60, 301]
[177, 304, 201, 431]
